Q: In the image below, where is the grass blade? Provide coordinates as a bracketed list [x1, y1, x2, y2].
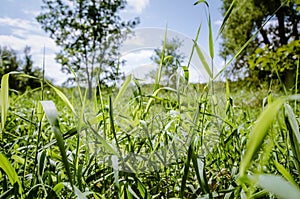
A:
[217, 0, 237, 38]
[113, 74, 132, 107]
[254, 174, 300, 199]
[180, 139, 195, 198]
[0, 153, 23, 196]
[46, 81, 76, 115]
[192, 156, 209, 194]
[284, 103, 300, 174]
[240, 98, 285, 176]
[154, 25, 168, 91]
[194, 41, 213, 78]
[274, 161, 298, 188]
[208, 13, 214, 59]
[182, 66, 189, 82]
[40, 100, 74, 188]
[194, 0, 209, 7]
[0, 73, 10, 132]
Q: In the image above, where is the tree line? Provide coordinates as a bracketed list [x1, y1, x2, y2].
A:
[1, 0, 299, 93]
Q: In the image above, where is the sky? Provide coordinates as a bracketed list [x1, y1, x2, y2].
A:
[0, 0, 224, 85]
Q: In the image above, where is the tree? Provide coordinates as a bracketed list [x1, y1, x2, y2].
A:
[221, 0, 300, 88]
[151, 37, 185, 86]
[37, 0, 139, 98]
[0, 46, 42, 91]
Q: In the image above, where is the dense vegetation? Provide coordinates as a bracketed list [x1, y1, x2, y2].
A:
[0, 0, 300, 198]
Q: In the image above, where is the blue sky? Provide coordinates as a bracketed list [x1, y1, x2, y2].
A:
[0, 0, 224, 85]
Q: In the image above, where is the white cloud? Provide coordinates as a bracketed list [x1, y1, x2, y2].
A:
[0, 17, 67, 85]
[0, 17, 39, 32]
[121, 49, 155, 72]
[126, 0, 150, 14]
[22, 9, 40, 17]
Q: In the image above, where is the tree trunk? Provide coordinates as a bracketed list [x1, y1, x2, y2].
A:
[276, 8, 287, 45]
[256, 20, 270, 45]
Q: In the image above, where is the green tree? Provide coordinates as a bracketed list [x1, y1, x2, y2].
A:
[151, 37, 185, 86]
[221, 0, 300, 88]
[37, 0, 139, 98]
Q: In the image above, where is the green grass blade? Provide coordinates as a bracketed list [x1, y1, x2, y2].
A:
[113, 74, 132, 107]
[87, 122, 119, 156]
[0, 73, 10, 131]
[143, 87, 178, 117]
[284, 103, 300, 145]
[40, 100, 74, 188]
[0, 153, 23, 196]
[187, 23, 202, 68]
[46, 81, 76, 115]
[192, 156, 209, 194]
[284, 103, 300, 173]
[208, 13, 214, 59]
[240, 98, 285, 176]
[254, 174, 300, 199]
[194, 41, 213, 78]
[274, 161, 298, 188]
[182, 66, 189, 82]
[154, 25, 168, 91]
[193, 0, 209, 7]
[109, 96, 121, 154]
[217, 0, 237, 38]
[180, 142, 193, 198]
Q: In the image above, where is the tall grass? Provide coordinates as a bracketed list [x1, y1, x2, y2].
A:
[0, 1, 299, 198]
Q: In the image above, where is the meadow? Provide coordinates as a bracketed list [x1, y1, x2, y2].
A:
[1, 1, 300, 198]
[0, 66, 300, 199]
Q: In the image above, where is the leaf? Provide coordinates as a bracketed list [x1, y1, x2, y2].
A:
[240, 98, 285, 176]
[192, 156, 209, 194]
[112, 155, 119, 188]
[0, 153, 23, 195]
[208, 13, 214, 59]
[194, 40, 213, 78]
[40, 100, 73, 188]
[217, 0, 237, 38]
[180, 140, 194, 198]
[0, 73, 10, 131]
[254, 174, 300, 199]
[154, 25, 168, 91]
[274, 161, 298, 188]
[46, 81, 76, 115]
[284, 103, 300, 173]
[182, 66, 189, 82]
[194, 0, 209, 7]
[113, 74, 132, 107]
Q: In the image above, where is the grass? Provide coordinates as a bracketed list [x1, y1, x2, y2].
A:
[0, 63, 299, 198]
[1, 1, 300, 198]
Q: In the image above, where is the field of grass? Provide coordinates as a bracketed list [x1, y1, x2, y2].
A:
[0, 70, 300, 198]
[1, 1, 300, 197]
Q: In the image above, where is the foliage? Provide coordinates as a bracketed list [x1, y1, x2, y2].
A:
[220, 0, 300, 79]
[37, 0, 139, 98]
[248, 39, 300, 89]
[0, 46, 42, 91]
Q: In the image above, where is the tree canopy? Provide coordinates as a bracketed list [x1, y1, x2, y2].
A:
[37, 0, 139, 98]
[221, 0, 300, 87]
